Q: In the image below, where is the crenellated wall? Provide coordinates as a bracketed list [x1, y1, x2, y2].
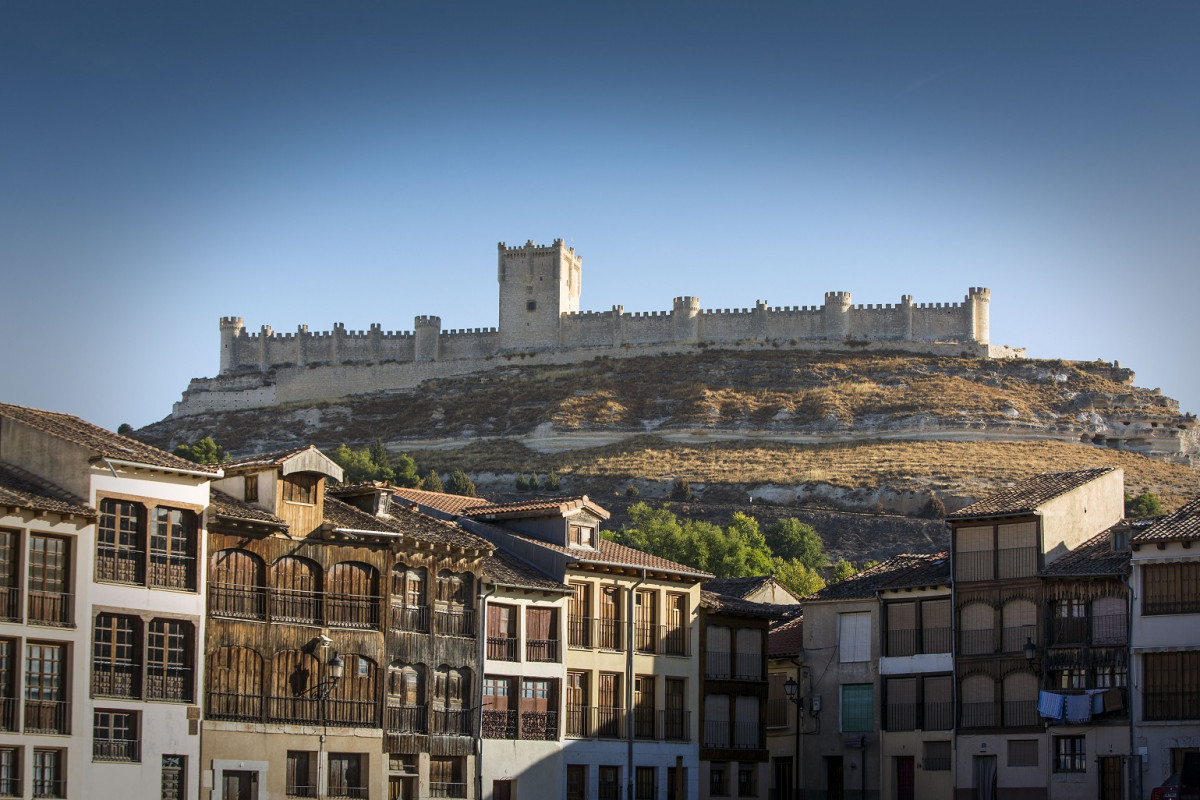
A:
[179, 244, 1011, 417]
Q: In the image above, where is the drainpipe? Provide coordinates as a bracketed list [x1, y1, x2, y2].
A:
[477, 580, 496, 800]
[628, 568, 647, 800]
[1127, 574, 1138, 800]
[790, 658, 803, 800]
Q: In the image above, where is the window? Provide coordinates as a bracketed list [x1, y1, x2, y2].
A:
[328, 753, 365, 800]
[283, 475, 319, 505]
[635, 590, 657, 653]
[430, 756, 465, 798]
[665, 678, 686, 740]
[598, 672, 622, 738]
[634, 675, 656, 739]
[147, 619, 193, 702]
[1143, 562, 1200, 615]
[923, 674, 953, 731]
[569, 524, 594, 547]
[1053, 736, 1086, 773]
[161, 755, 186, 800]
[734, 696, 759, 748]
[923, 741, 951, 771]
[391, 566, 427, 632]
[637, 767, 657, 800]
[1094, 664, 1127, 689]
[28, 535, 71, 626]
[482, 676, 515, 739]
[838, 613, 870, 662]
[599, 767, 621, 800]
[767, 673, 790, 729]
[494, 780, 514, 800]
[960, 674, 996, 728]
[1053, 669, 1087, 690]
[287, 751, 316, 798]
[704, 694, 730, 748]
[737, 763, 756, 798]
[0, 638, 17, 732]
[0, 530, 17, 622]
[885, 677, 917, 731]
[734, 629, 762, 680]
[486, 604, 518, 661]
[148, 507, 196, 591]
[1008, 739, 1039, 768]
[25, 642, 68, 735]
[32, 749, 63, 799]
[526, 301, 537, 312]
[840, 684, 872, 732]
[566, 671, 588, 738]
[526, 607, 558, 662]
[569, 582, 591, 648]
[94, 710, 139, 762]
[921, 598, 952, 653]
[706, 626, 731, 678]
[710, 763, 728, 797]
[885, 601, 917, 656]
[1143, 651, 1200, 721]
[98, 499, 144, 584]
[520, 678, 557, 740]
[93, 613, 139, 698]
[664, 593, 688, 655]
[243, 476, 259, 503]
[0, 747, 19, 798]
[599, 586, 622, 650]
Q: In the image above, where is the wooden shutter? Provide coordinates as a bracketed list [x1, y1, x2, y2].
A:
[599, 672, 619, 708]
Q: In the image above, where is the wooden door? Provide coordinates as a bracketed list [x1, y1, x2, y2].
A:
[600, 587, 620, 649]
[569, 583, 591, 646]
[895, 756, 914, 800]
[665, 678, 685, 739]
[666, 593, 687, 654]
[526, 607, 555, 661]
[567, 671, 588, 737]
[634, 675, 655, 738]
[826, 757, 843, 800]
[222, 770, 256, 800]
[635, 590, 656, 652]
[598, 672, 620, 736]
[1099, 757, 1122, 800]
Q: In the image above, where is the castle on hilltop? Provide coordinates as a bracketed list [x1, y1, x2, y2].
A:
[174, 239, 1021, 417]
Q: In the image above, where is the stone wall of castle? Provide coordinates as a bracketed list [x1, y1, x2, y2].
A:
[176, 242, 1012, 418]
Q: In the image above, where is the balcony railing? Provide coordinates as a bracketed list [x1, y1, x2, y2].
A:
[1144, 597, 1200, 616]
[520, 710, 558, 740]
[25, 698, 70, 734]
[597, 619, 623, 651]
[148, 554, 196, 591]
[0, 697, 14, 732]
[287, 784, 318, 799]
[634, 707, 657, 739]
[568, 615, 592, 648]
[390, 604, 430, 633]
[433, 605, 474, 638]
[526, 638, 560, 662]
[924, 700, 953, 731]
[95, 547, 144, 585]
[269, 587, 321, 625]
[633, 624, 690, 656]
[1091, 613, 1127, 645]
[885, 627, 952, 657]
[206, 691, 264, 721]
[146, 666, 192, 703]
[1049, 616, 1087, 646]
[431, 707, 472, 736]
[430, 783, 467, 799]
[997, 547, 1038, 579]
[661, 709, 690, 740]
[0, 774, 20, 798]
[954, 551, 994, 582]
[886, 702, 917, 731]
[959, 628, 993, 655]
[482, 709, 517, 739]
[733, 653, 763, 681]
[31, 777, 64, 799]
[326, 592, 380, 629]
[27, 590, 73, 627]
[706, 652, 731, 679]
[486, 636, 518, 661]
[959, 702, 995, 729]
[1003, 700, 1038, 727]
[1001, 625, 1036, 654]
[208, 582, 266, 620]
[566, 706, 624, 739]
[0, 586, 18, 622]
[265, 695, 378, 727]
[92, 662, 139, 698]
[328, 786, 368, 800]
[765, 699, 790, 729]
[93, 737, 140, 763]
[1144, 691, 1200, 721]
[386, 703, 427, 733]
[703, 720, 761, 750]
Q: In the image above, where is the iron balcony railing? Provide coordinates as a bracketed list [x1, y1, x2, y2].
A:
[385, 704, 426, 734]
[486, 636, 518, 662]
[702, 720, 761, 750]
[208, 582, 267, 620]
[526, 638, 560, 663]
[265, 696, 378, 727]
[633, 624, 690, 656]
[567, 617, 625, 650]
[1049, 616, 1087, 646]
[959, 628, 993, 655]
[886, 702, 918, 731]
[148, 554, 196, 591]
[0, 697, 14, 732]
[997, 547, 1038, 579]
[481, 709, 517, 739]
[924, 701, 953, 731]
[93, 737, 140, 763]
[597, 619, 623, 651]
[885, 701, 952, 731]
[91, 662, 139, 698]
[146, 666, 192, 703]
[565, 706, 625, 739]
[1003, 700, 1038, 727]
[519, 710, 558, 740]
[95, 546, 145, 585]
[27, 590, 73, 627]
[24, 699, 71, 735]
[286, 784, 318, 799]
[959, 701, 996, 729]
[1091, 613, 1128, 645]
[0, 586, 18, 622]
[1001, 625, 1037, 654]
[0, 774, 20, 799]
[390, 604, 430, 633]
[269, 587, 322, 625]
[706, 652, 731, 679]
[31, 776, 64, 799]
[433, 605, 474, 638]
[885, 627, 952, 657]
[325, 592, 380, 629]
[431, 707, 473, 736]
[327, 786, 368, 800]
[206, 691, 263, 721]
[954, 552, 994, 582]
[568, 615, 592, 648]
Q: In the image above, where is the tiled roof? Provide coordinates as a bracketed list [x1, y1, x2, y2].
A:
[0, 402, 220, 475]
[488, 527, 713, 580]
[808, 553, 948, 601]
[209, 489, 287, 528]
[948, 467, 1117, 520]
[700, 590, 798, 619]
[463, 495, 612, 521]
[391, 487, 491, 515]
[483, 549, 571, 592]
[0, 461, 95, 518]
[327, 480, 395, 495]
[1132, 496, 1200, 543]
[221, 445, 318, 470]
[324, 494, 493, 550]
[878, 552, 951, 591]
[702, 575, 774, 599]
[1040, 527, 1134, 577]
[768, 615, 804, 657]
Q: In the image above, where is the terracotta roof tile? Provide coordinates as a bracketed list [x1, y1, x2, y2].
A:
[700, 590, 798, 619]
[0, 462, 95, 518]
[391, 487, 491, 515]
[221, 445, 319, 470]
[464, 495, 612, 521]
[324, 493, 493, 550]
[483, 549, 571, 592]
[483, 527, 712, 580]
[209, 489, 287, 528]
[769, 615, 804, 657]
[702, 575, 774, 599]
[0, 402, 220, 475]
[1040, 527, 1133, 577]
[877, 552, 951, 590]
[948, 467, 1117, 519]
[809, 553, 947, 601]
[1132, 496, 1200, 543]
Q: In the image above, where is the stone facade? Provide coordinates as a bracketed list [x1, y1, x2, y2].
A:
[177, 239, 1017, 417]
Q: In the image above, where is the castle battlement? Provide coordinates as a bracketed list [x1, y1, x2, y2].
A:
[186, 240, 1016, 417]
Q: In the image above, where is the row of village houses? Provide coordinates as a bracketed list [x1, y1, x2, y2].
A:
[0, 401, 1197, 800]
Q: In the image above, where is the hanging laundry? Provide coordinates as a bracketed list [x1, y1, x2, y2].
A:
[1065, 693, 1093, 723]
[1039, 691, 1065, 719]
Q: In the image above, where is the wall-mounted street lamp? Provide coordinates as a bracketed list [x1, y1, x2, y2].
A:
[1023, 636, 1038, 668]
[300, 637, 346, 700]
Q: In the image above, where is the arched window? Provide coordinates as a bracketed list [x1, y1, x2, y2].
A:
[1003, 671, 1038, 726]
[328, 562, 380, 629]
[959, 602, 994, 655]
[391, 565, 428, 632]
[960, 674, 996, 728]
[432, 665, 471, 735]
[329, 654, 377, 727]
[270, 649, 322, 723]
[434, 571, 474, 637]
[207, 646, 263, 720]
[271, 556, 322, 624]
[1001, 599, 1037, 653]
[387, 662, 426, 733]
[209, 549, 266, 620]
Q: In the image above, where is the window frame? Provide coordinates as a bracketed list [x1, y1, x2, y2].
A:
[93, 709, 140, 763]
[1053, 735, 1086, 773]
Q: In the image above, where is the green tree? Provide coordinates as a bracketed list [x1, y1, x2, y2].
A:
[545, 471, 561, 491]
[612, 505, 774, 579]
[1125, 490, 1164, 518]
[117, 423, 134, 436]
[923, 495, 947, 519]
[829, 559, 858, 583]
[772, 557, 826, 598]
[709, 512, 773, 578]
[445, 469, 477, 497]
[173, 437, 226, 465]
[765, 518, 826, 570]
[423, 470, 444, 493]
[332, 443, 392, 484]
[516, 474, 530, 491]
[528, 473, 540, 491]
[390, 452, 421, 488]
[670, 478, 694, 501]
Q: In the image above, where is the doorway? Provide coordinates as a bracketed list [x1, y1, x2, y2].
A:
[895, 756, 914, 800]
[222, 770, 257, 800]
[826, 756, 844, 800]
[1099, 757, 1122, 800]
[773, 757, 794, 800]
[972, 755, 996, 800]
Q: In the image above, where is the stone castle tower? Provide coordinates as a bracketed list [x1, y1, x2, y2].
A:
[497, 239, 581, 351]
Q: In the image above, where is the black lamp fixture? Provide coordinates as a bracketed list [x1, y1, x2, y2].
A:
[1023, 636, 1038, 666]
[784, 676, 798, 703]
[301, 636, 346, 700]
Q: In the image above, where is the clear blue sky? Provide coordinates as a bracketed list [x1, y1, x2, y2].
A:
[2, 1, 1197, 431]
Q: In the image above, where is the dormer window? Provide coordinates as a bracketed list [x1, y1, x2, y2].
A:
[244, 475, 258, 503]
[282, 475, 319, 505]
[1111, 528, 1130, 552]
[569, 524, 594, 548]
